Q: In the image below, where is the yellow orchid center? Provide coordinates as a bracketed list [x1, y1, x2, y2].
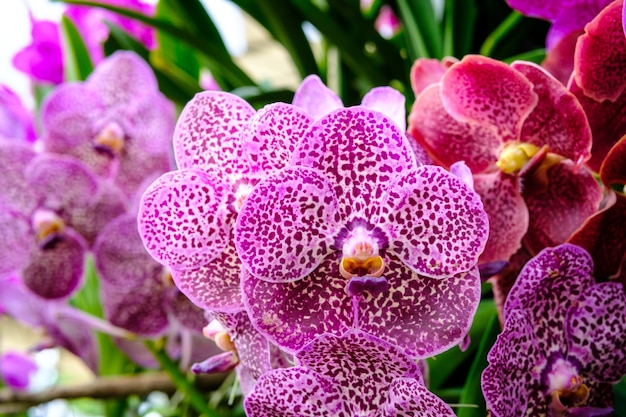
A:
[496, 142, 540, 174]
[339, 227, 385, 279]
[203, 320, 236, 352]
[32, 209, 65, 247]
[94, 122, 125, 155]
[547, 359, 590, 413]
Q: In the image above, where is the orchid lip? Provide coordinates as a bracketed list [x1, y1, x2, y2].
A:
[93, 121, 125, 156]
[32, 208, 66, 249]
[496, 142, 540, 175]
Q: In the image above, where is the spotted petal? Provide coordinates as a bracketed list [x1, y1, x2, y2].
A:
[504, 244, 595, 351]
[171, 239, 243, 311]
[292, 74, 343, 120]
[379, 165, 488, 278]
[173, 91, 255, 174]
[408, 84, 501, 173]
[244, 367, 350, 417]
[235, 166, 338, 283]
[382, 378, 457, 416]
[0, 210, 31, 277]
[512, 61, 592, 163]
[566, 282, 626, 383]
[0, 140, 37, 213]
[575, 0, 626, 102]
[240, 102, 313, 175]
[138, 169, 232, 270]
[440, 55, 538, 143]
[291, 107, 416, 221]
[361, 86, 406, 132]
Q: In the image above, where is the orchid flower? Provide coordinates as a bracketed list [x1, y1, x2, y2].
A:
[409, 55, 601, 264]
[0, 351, 38, 391]
[40, 51, 175, 198]
[482, 244, 626, 416]
[0, 140, 125, 299]
[0, 85, 37, 142]
[234, 105, 487, 357]
[139, 91, 312, 312]
[244, 330, 456, 416]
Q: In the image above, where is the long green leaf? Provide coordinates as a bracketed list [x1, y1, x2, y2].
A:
[442, 0, 477, 57]
[397, 0, 441, 59]
[615, 377, 626, 416]
[56, 0, 256, 87]
[456, 312, 500, 417]
[59, 15, 94, 81]
[479, 11, 524, 57]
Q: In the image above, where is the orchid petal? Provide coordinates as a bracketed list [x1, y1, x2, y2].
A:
[292, 107, 415, 220]
[600, 134, 626, 186]
[379, 165, 488, 278]
[409, 84, 501, 173]
[138, 169, 232, 270]
[440, 55, 538, 143]
[235, 166, 338, 283]
[171, 239, 243, 311]
[383, 378, 457, 416]
[173, 91, 255, 174]
[567, 282, 626, 382]
[0, 140, 37, 213]
[241, 102, 313, 174]
[512, 61, 592, 163]
[0, 210, 31, 277]
[575, 0, 626, 102]
[292, 74, 343, 120]
[410, 58, 452, 96]
[361, 86, 406, 132]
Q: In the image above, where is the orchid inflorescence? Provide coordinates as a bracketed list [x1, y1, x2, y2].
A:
[1, 0, 625, 416]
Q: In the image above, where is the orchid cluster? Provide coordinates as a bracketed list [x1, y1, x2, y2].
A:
[1, 0, 626, 416]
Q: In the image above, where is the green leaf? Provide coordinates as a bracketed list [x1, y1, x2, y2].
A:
[442, 0, 477, 57]
[479, 11, 524, 57]
[59, 14, 94, 81]
[56, 0, 256, 87]
[231, 86, 295, 110]
[397, 0, 441, 59]
[427, 299, 497, 390]
[456, 311, 500, 417]
[503, 48, 547, 64]
[615, 377, 626, 417]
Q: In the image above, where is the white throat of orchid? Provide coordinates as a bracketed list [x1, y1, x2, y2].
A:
[547, 358, 589, 413]
[233, 182, 255, 213]
[94, 122, 125, 156]
[339, 226, 385, 279]
[32, 208, 66, 248]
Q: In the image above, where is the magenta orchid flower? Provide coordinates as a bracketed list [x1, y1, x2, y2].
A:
[12, 15, 64, 85]
[138, 91, 312, 312]
[569, 135, 626, 284]
[234, 105, 487, 358]
[245, 330, 456, 417]
[40, 51, 175, 198]
[0, 351, 38, 391]
[0, 85, 37, 142]
[482, 244, 626, 416]
[65, 0, 155, 65]
[569, 0, 626, 171]
[409, 55, 601, 264]
[0, 140, 125, 299]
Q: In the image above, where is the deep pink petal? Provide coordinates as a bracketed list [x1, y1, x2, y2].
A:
[541, 30, 581, 86]
[410, 58, 453, 96]
[575, 0, 626, 101]
[440, 55, 538, 143]
[408, 84, 501, 173]
[474, 171, 528, 263]
[547, 0, 614, 49]
[173, 91, 255, 174]
[292, 74, 343, 120]
[240, 102, 313, 174]
[512, 61, 592, 164]
[379, 165, 488, 278]
[291, 107, 416, 221]
[600, 134, 626, 186]
[235, 166, 338, 283]
[505, 0, 561, 20]
[524, 161, 602, 254]
[138, 169, 233, 270]
[171, 239, 243, 311]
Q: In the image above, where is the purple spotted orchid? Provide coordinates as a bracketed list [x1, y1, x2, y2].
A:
[138, 91, 312, 312]
[40, 50, 175, 198]
[193, 310, 291, 395]
[482, 244, 626, 416]
[0, 85, 37, 142]
[0, 140, 125, 299]
[409, 55, 601, 264]
[245, 329, 455, 416]
[234, 105, 487, 358]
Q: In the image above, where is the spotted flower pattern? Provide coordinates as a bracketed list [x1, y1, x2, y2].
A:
[244, 330, 456, 416]
[235, 106, 487, 357]
[482, 244, 626, 416]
